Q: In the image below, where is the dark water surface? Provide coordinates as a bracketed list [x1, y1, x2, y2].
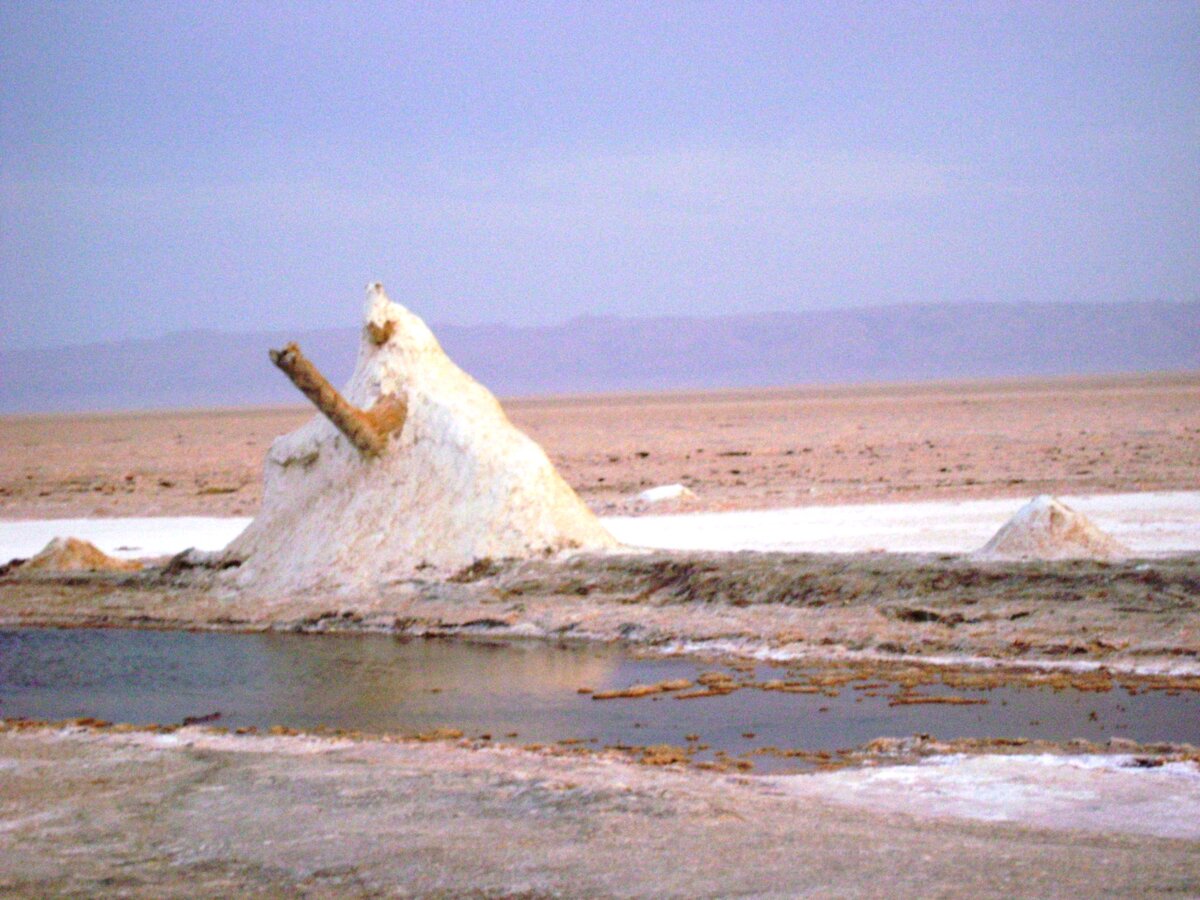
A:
[1, 628, 1196, 773]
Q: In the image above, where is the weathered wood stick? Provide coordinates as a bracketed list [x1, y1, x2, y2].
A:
[269, 342, 406, 457]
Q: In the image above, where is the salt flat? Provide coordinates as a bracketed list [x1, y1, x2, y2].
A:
[606, 490, 1200, 555]
[3, 490, 1197, 562]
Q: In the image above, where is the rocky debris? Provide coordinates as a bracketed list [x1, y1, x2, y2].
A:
[21, 537, 142, 573]
[225, 282, 616, 592]
[974, 495, 1130, 561]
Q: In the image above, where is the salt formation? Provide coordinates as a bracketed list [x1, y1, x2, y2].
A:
[974, 495, 1130, 561]
[225, 282, 616, 593]
[24, 537, 142, 572]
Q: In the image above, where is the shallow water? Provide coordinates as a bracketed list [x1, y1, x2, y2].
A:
[1, 628, 1196, 772]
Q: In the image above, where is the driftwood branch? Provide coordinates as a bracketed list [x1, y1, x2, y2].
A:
[269, 342, 407, 457]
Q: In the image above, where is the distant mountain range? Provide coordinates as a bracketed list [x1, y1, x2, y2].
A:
[2, 301, 1197, 414]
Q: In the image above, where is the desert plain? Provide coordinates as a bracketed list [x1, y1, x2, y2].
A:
[2, 371, 1197, 519]
[2, 371, 1199, 897]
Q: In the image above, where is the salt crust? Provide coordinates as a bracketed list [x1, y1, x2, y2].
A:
[224, 283, 616, 593]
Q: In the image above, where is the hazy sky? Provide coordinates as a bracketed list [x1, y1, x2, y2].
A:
[1, 1, 1197, 349]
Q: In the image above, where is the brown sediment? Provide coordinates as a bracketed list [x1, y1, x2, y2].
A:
[591, 677, 694, 700]
[757, 681, 823, 694]
[656, 678, 693, 691]
[415, 727, 464, 742]
[638, 744, 691, 766]
[887, 695, 989, 706]
[591, 684, 662, 700]
[675, 688, 737, 700]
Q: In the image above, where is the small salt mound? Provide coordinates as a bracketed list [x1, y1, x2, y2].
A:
[23, 537, 143, 572]
[974, 495, 1130, 561]
[635, 484, 696, 504]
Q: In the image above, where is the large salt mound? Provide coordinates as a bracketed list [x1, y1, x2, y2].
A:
[225, 283, 616, 593]
[23, 537, 142, 572]
[973, 495, 1130, 561]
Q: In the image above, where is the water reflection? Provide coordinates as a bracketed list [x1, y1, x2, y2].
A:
[250, 633, 622, 730]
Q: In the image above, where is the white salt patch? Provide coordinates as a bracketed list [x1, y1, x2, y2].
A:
[635, 484, 695, 503]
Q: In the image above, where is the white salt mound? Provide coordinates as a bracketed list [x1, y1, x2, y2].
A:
[225, 282, 617, 593]
[24, 537, 142, 572]
[974, 495, 1130, 561]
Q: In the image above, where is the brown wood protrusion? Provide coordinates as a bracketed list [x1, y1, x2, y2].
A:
[366, 319, 396, 346]
[269, 342, 406, 458]
[363, 394, 409, 437]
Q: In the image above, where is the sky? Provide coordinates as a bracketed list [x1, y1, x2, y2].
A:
[1, 1, 1197, 350]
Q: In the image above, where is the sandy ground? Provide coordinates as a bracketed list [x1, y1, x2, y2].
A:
[2, 372, 1197, 520]
[1, 724, 1197, 898]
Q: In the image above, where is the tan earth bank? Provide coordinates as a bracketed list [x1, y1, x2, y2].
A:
[4, 547, 1199, 675]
